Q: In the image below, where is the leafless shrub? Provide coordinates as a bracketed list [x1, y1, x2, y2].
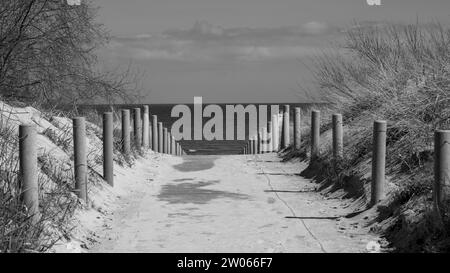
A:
[0, 0, 141, 108]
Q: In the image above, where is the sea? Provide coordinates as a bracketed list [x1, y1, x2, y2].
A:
[79, 103, 326, 155]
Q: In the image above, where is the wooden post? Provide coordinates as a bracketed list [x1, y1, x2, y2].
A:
[310, 110, 320, 162]
[294, 107, 301, 150]
[121, 110, 131, 155]
[142, 106, 149, 149]
[283, 105, 290, 148]
[167, 131, 171, 154]
[163, 127, 168, 154]
[332, 114, 344, 160]
[103, 112, 114, 186]
[171, 136, 176, 155]
[19, 124, 39, 223]
[149, 119, 153, 151]
[262, 127, 268, 153]
[257, 131, 262, 154]
[73, 117, 87, 204]
[371, 120, 387, 206]
[272, 114, 279, 152]
[152, 115, 158, 152]
[133, 108, 142, 149]
[434, 130, 450, 210]
[267, 121, 272, 152]
[158, 122, 163, 153]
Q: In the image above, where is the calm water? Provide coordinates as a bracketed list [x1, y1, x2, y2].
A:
[79, 103, 326, 155]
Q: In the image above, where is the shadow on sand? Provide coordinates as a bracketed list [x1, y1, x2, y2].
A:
[158, 180, 249, 205]
[173, 156, 219, 172]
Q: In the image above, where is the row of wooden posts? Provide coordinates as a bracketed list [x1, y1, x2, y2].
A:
[17, 104, 450, 222]
[18, 105, 185, 222]
[242, 105, 450, 210]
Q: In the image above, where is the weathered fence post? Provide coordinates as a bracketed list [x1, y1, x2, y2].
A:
[310, 110, 321, 162]
[171, 136, 176, 155]
[434, 130, 450, 211]
[142, 106, 149, 149]
[121, 109, 131, 155]
[166, 132, 170, 154]
[19, 124, 39, 223]
[73, 117, 87, 204]
[332, 114, 344, 160]
[371, 120, 387, 206]
[283, 105, 290, 148]
[263, 127, 268, 153]
[272, 114, 279, 152]
[103, 112, 114, 186]
[169, 132, 174, 154]
[163, 127, 168, 154]
[294, 107, 301, 150]
[152, 115, 158, 152]
[158, 122, 163, 153]
[267, 121, 272, 152]
[258, 131, 262, 154]
[149, 119, 153, 151]
[133, 108, 142, 149]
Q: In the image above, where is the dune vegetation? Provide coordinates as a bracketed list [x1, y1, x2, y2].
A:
[284, 20, 450, 252]
[0, 1, 140, 252]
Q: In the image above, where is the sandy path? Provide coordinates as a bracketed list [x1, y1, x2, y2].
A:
[91, 153, 378, 253]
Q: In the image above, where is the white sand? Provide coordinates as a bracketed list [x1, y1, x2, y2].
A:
[89, 153, 380, 253]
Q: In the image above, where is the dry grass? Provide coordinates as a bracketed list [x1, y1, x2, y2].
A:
[0, 112, 77, 252]
[286, 20, 450, 252]
[0, 102, 143, 252]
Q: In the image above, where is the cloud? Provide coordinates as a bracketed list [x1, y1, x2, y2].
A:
[163, 20, 339, 42]
[103, 21, 339, 62]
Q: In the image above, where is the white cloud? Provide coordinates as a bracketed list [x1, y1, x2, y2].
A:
[103, 21, 337, 62]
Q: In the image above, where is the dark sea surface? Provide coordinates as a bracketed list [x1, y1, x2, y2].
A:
[79, 103, 327, 155]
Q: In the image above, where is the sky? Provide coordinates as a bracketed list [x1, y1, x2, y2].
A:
[94, 0, 450, 104]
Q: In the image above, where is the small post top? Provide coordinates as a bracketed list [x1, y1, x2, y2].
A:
[73, 116, 85, 121]
[373, 120, 387, 132]
[103, 112, 113, 116]
[122, 109, 130, 113]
